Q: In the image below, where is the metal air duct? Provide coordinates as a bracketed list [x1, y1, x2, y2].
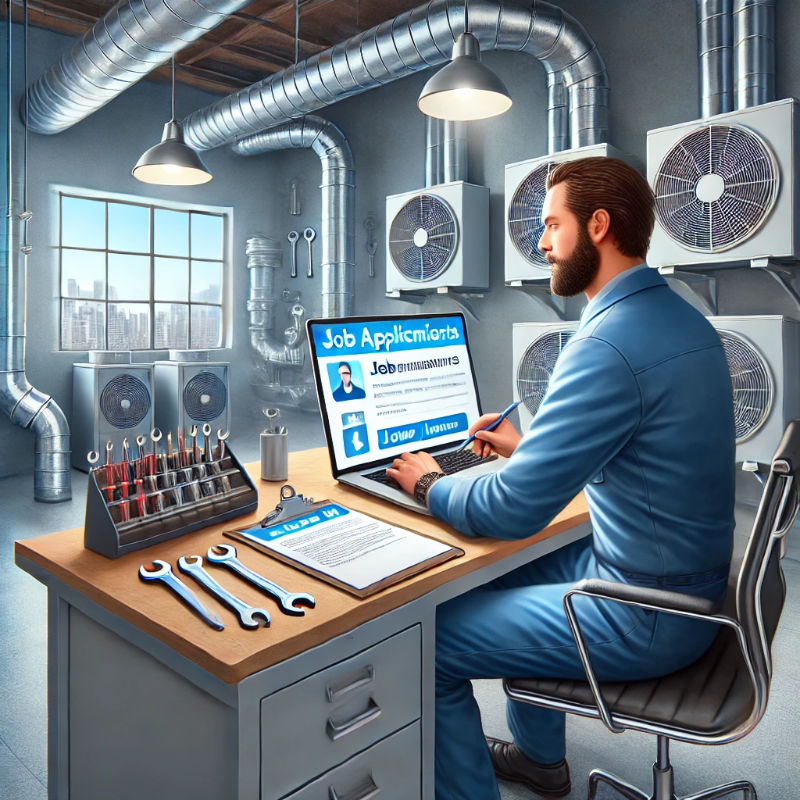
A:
[425, 117, 468, 186]
[183, 0, 609, 156]
[733, 0, 775, 109]
[697, 0, 733, 118]
[234, 116, 355, 319]
[23, 0, 254, 135]
[3, 11, 71, 501]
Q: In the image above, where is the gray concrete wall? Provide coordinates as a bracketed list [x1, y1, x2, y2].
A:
[3, 0, 800, 487]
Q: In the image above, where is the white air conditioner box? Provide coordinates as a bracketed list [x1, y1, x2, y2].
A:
[505, 143, 633, 284]
[385, 180, 489, 293]
[647, 98, 799, 269]
[708, 315, 800, 463]
[153, 360, 230, 436]
[512, 321, 578, 430]
[71, 363, 154, 472]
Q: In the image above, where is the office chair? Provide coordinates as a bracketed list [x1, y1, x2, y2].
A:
[504, 419, 800, 800]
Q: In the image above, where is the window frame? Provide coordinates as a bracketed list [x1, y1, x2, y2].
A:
[57, 188, 231, 352]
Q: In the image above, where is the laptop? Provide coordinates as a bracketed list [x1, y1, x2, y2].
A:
[306, 312, 505, 514]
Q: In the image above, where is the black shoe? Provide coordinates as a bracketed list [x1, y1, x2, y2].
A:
[486, 736, 571, 797]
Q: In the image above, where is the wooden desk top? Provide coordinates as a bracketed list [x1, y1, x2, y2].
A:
[15, 448, 589, 684]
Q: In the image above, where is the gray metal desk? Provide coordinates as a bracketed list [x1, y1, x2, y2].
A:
[15, 447, 590, 800]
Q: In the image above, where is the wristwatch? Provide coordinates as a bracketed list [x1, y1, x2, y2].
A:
[414, 471, 444, 506]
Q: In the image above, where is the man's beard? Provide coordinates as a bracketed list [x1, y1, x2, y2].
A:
[547, 226, 600, 297]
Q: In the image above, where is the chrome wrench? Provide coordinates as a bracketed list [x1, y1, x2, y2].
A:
[288, 230, 299, 278]
[303, 226, 316, 277]
[139, 560, 224, 631]
[178, 555, 271, 628]
[206, 544, 315, 616]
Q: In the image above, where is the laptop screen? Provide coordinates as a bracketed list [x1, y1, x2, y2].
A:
[307, 313, 482, 477]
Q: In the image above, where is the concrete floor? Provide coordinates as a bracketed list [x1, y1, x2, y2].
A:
[2, 410, 799, 798]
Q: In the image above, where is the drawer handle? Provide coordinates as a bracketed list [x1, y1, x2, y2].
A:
[326, 664, 375, 703]
[325, 697, 382, 741]
[328, 775, 380, 800]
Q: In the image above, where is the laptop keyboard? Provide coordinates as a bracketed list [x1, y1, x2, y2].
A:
[364, 448, 498, 487]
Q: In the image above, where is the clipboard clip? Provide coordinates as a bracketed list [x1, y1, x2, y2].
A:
[260, 484, 316, 527]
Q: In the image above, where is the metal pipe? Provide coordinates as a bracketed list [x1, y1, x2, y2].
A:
[733, 0, 775, 109]
[23, 0, 255, 134]
[2, 6, 71, 501]
[234, 116, 355, 319]
[697, 0, 733, 118]
[425, 118, 468, 186]
[183, 0, 608, 155]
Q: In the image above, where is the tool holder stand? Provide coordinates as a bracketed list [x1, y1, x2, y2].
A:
[84, 445, 258, 559]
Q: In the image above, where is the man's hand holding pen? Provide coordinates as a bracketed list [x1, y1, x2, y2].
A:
[466, 413, 521, 459]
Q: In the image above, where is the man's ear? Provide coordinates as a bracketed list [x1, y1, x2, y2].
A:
[588, 208, 611, 244]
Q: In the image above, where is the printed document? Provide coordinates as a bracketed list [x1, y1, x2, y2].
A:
[228, 502, 462, 597]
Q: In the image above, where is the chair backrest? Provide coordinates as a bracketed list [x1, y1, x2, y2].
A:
[735, 418, 800, 715]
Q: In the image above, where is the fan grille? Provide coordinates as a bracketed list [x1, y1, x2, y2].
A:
[388, 194, 458, 282]
[508, 162, 553, 268]
[718, 330, 774, 443]
[653, 123, 779, 253]
[183, 371, 227, 421]
[516, 330, 574, 419]
[99, 374, 151, 429]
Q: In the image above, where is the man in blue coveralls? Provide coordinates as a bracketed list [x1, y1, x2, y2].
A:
[387, 158, 735, 800]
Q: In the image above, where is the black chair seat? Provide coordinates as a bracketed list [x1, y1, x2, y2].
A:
[506, 626, 754, 738]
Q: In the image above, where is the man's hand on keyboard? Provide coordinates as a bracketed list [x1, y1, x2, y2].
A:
[386, 450, 443, 496]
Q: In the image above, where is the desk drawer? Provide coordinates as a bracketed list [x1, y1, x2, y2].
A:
[284, 723, 420, 800]
[260, 625, 421, 799]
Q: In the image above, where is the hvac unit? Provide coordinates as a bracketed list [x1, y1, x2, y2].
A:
[385, 180, 489, 293]
[153, 356, 230, 437]
[71, 361, 154, 472]
[647, 98, 799, 269]
[708, 315, 800, 464]
[505, 144, 633, 284]
[512, 322, 578, 430]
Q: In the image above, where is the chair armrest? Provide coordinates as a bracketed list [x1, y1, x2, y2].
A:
[562, 579, 746, 734]
[572, 578, 721, 617]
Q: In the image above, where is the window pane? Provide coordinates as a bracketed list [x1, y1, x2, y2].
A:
[154, 209, 189, 257]
[191, 214, 223, 259]
[109, 254, 149, 301]
[61, 249, 105, 298]
[109, 203, 149, 253]
[108, 303, 150, 350]
[155, 303, 189, 349]
[191, 305, 221, 349]
[154, 257, 188, 301]
[61, 196, 105, 249]
[191, 260, 222, 303]
[61, 299, 105, 350]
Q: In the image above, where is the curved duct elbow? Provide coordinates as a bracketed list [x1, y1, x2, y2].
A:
[23, 0, 254, 135]
[184, 0, 608, 155]
[235, 116, 355, 319]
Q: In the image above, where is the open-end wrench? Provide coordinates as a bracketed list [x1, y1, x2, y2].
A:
[139, 560, 224, 630]
[178, 555, 271, 628]
[206, 544, 316, 616]
[190, 424, 199, 465]
[215, 429, 230, 460]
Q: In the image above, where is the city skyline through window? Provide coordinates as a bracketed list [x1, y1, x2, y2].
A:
[59, 192, 227, 351]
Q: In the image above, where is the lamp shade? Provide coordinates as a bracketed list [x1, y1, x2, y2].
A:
[132, 120, 212, 186]
[417, 33, 512, 121]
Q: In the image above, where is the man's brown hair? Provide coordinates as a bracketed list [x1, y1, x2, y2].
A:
[546, 157, 655, 259]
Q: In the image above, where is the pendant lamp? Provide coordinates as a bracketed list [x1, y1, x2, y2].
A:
[132, 58, 212, 186]
[417, 31, 512, 121]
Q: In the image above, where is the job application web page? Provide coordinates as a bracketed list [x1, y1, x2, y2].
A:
[310, 316, 481, 472]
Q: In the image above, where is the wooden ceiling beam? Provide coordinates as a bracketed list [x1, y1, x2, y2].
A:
[181, 0, 340, 67]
